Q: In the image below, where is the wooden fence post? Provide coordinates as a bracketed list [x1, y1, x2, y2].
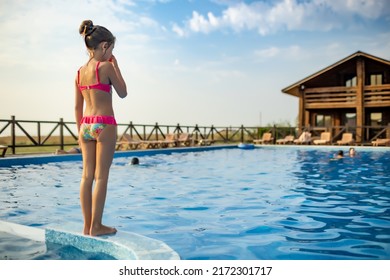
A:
[129, 121, 133, 138]
[11, 115, 16, 154]
[60, 118, 64, 150]
[37, 121, 41, 145]
[273, 125, 276, 144]
[175, 123, 181, 134]
[155, 122, 159, 140]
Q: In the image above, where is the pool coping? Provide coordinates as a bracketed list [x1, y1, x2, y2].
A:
[1, 144, 388, 168]
[0, 220, 180, 260]
[0, 144, 237, 167]
[1, 144, 389, 168]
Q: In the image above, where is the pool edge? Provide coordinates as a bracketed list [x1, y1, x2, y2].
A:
[0, 145, 237, 167]
[0, 220, 180, 260]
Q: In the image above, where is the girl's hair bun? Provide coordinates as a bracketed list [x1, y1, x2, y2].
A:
[79, 20, 94, 36]
[79, 20, 115, 50]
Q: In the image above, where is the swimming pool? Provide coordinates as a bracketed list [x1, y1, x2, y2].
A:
[1, 146, 389, 259]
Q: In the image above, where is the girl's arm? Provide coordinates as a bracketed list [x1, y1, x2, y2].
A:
[74, 78, 84, 133]
[107, 55, 127, 98]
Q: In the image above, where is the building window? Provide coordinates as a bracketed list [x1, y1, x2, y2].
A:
[316, 114, 332, 127]
[368, 112, 383, 140]
[343, 113, 356, 127]
[370, 112, 382, 126]
[345, 75, 357, 87]
[370, 74, 382, 85]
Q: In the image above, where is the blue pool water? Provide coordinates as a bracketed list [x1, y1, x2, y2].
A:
[1, 146, 389, 259]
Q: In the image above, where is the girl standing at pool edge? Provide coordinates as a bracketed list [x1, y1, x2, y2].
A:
[76, 20, 127, 236]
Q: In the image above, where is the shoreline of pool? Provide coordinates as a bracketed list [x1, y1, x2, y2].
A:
[1, 144, 388, 168]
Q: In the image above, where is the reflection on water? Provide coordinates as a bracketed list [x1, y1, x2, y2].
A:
[288, 149, 390, 259]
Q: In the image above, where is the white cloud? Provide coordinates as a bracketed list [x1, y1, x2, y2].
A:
[0, 0, 161, 67]
[254, 47, 280, 59]
[223, 3, 264, 32]
[267, 0, 305, 32]
[254, 45, 304, 62]
[172, 23, 187, 37]
[188, 11, 220, 33]
[176, 0, 390, 36]
[316, 0, 390, 19]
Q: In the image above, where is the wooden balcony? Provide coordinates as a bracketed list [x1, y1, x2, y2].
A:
[304, 86, 356, 109]
[364, 85, 390, 107]
[304, 84, 390, 109]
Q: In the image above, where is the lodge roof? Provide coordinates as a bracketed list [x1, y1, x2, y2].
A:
[282, 51, 390, 97]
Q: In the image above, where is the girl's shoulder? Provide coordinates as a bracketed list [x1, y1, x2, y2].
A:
[97, 61, 115, 78]
[98, 60, 113, 67]
[97, 60, 114, 73]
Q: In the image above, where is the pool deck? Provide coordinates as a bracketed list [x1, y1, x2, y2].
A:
[0, 220, 180, 260]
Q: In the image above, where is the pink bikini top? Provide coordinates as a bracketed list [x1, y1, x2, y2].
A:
[77, 61, 111, 93]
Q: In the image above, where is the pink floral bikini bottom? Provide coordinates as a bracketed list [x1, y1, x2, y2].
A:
[80, 115, 117, 141]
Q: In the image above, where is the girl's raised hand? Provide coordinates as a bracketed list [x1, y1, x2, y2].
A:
[109, 55, 117, 64]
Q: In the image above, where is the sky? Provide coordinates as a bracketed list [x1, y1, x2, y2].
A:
[1, 0, 390, 128]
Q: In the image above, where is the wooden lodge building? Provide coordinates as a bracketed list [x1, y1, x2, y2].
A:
[282, 51, 390, 144]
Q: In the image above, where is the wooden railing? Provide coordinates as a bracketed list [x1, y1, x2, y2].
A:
[1, 116, 389, 155]
[117, 122, 260, 144]
[0, 116, 269, 154]
[0, 116, 78, 154]
[304, 84, 390, 108]
[364, 84, 390, 106]
[304, 86, 357, 108]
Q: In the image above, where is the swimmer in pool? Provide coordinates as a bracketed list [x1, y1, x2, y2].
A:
[349, 147, 356, 157]
[130, 157, 139, 165]
[336, 150, 344, 158]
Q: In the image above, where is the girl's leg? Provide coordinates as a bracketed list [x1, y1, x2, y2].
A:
[79, 138, 96, 235]
[90, 125, 117, 236]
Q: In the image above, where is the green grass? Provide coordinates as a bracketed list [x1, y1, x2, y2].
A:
[0, 135, 78, 156]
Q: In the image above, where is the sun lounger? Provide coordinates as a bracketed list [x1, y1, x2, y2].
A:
[276, 135, 294, 144]
[337, 133, 355, 145]
[140, 140, 163, 149]
[371, 138, 390, 146]
[198, 139, 213, 146]
[116, 134, 142, 150]
[0, 145, 8, 157]
[159, 133, 178, 148]
[253, 133, 273, 144]
[177, 133, 193, 146]
[293, 132, 311, 144]
[313, 132, 331, 145]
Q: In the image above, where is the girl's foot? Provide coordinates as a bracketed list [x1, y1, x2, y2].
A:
[90, 224, 117, 236]
[83, 225, 90, 235]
